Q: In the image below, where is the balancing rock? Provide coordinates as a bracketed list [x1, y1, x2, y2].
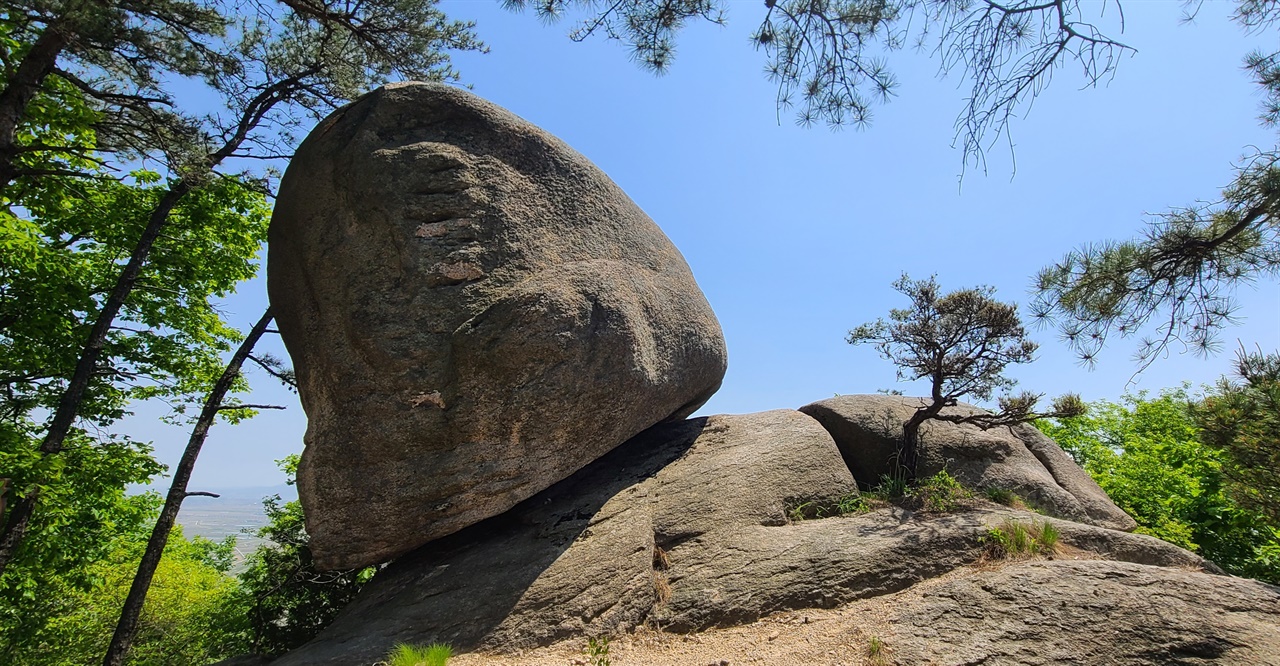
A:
[268, 82, 727, 569]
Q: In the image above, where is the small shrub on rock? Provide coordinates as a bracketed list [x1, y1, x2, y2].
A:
[585, 636, 611, 666]
[984, 487, 1018, 506]
[867, 635, 890, 665]
[786, 491, 880, 522]
[912, 469, 968, 512]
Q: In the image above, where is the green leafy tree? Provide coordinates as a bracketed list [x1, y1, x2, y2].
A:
[104, 310, 277, 666]
[0, 37, 269, 661]
[2, 524, 249, 666]
[1194, 348, 1280, 529]
[237, 455, 375, 657]
[0, 66, 274, 575]
[0, 0, 485, 579]
[0, 426, 163, 661]
[1039, 388, 1280, 583]
[848, 274, 1083, 479]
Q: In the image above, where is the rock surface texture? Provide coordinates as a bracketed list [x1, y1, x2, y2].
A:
[800, 394, 1138, 531]
[267, 409, 1215, 666]
[268, 82, 727, 569]
[889, 560, 1280, 665]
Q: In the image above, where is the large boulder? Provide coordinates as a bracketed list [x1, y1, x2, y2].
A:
[799, 394, 1137, 531]
[268, 82, 727, 569]
[266, 410, 1206, 666]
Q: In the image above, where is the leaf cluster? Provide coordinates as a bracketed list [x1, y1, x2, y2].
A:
[504, 0, 723, 72]
[1, 518, 250, 666]
[1039, 388, 1280, 583]
[1030, 4, 1280, 371]
[1193, 348, 1280, 529]
[1032, 157, 1280, 371]
[0, 419, 165, 661]
[849, 274, 1083, 430]
[850, 273, 1036, 405]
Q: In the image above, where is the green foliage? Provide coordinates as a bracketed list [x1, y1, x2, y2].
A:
[1, 165, 272, 424]
[0, 65, 273, 660]
[382, 642, 452, 666]
[1031, 159, 1280, 370]
[237, 456, 375, 656]
[512, 0, 1132, 164]
[787, 490, 879, 522]
[848, 274, 1038, 404]
[869, 474, 908, 500]
[1038, 390, 1280, 583]
[911, 469, 968, 512]
[585, 636, 610, 666]
[983, 487, 1017, 506]
[851, 470, 971, 513]
[1194, 349, 1280, 528]
[866, 635, 889, 665]
[1039, 521, 1060, 552]
[1030, 8, 1280, 371]
[1, 522, 248, 666]
[982, 520, 1059, 560]
[0, 424, 163, 660]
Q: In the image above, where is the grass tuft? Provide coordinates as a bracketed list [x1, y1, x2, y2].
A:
[983, 486, 1018, 506]
[982, 519, 1061, 560]
[787, 491, 880, 522]
[383, 642, 453, 666]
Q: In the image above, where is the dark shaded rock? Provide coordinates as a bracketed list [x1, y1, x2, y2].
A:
[268, 82, 727, 569]
[888, 559, 1280, 665]
[799, 394, 1137, 531]
[269, 410, 1205, 666]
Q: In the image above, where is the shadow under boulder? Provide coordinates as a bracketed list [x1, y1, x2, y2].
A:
[799, 394, 1137, 531]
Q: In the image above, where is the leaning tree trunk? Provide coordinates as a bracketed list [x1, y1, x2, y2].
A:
[102, 309, 275, 666]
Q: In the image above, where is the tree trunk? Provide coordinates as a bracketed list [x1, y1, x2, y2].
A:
[899, 412, 926, 482]
[0, 20, 72, 187]
[102, 309, 275, 666]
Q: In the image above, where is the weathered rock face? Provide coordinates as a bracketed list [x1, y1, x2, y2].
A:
[799, 394, 1137, 531]
[268, 82, 728, 569]
[266, 410, 1208, 666]
[888, 560, 1280, 665]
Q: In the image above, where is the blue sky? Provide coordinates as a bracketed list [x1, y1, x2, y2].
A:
[132, 0, 1279, 491]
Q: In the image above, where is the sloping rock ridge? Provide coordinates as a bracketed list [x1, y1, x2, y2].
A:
[889, 560, 1280, 665]
[264, 409, 1241, 666]
[800, 394, 1137, 531]
[268, 82, 728, 569]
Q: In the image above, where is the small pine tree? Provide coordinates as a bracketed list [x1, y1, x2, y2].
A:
[848, 274, 1083, 480]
